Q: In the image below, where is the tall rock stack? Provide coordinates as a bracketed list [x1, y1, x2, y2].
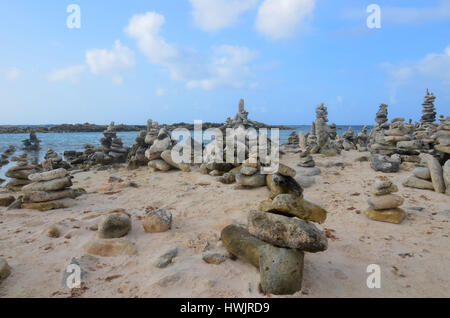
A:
[304, 103, 339, 156]
[22, 131, 41, 151]
[287, 131, 299, 147]
[41, 148, 71, 171]
[297, 151, 315, 168]
[421, 89, 437, 124]
[222, 163, 328, 295]
[5, 155, 40, 192]
[0, 145, 15, 167]
[99, 122, 129, 164]
[342, 127, 356, 151]
[356, 126, 369, 151]
[364, 178, 406, 224]
[21, 168, 78, 211]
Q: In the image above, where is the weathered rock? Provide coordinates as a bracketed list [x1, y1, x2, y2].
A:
[267, 174, 303, 199]
[0, 257, 11, 283]
[295, 176, 316, 188]
[209, 170, 224, 176]
[161, 150, 191, 172]
[240, 166, 258, 176]
[413, 167, 431, 180]
[155, 247, 178, 268]
[21, 200, 68, 211]
[83, 238, 137, 257]
[148, 159, 172, 172]
[276, 164, 296, 177]
[363, 208, 406, 224]
[296, 167, 321, 177]
[202, 251, 227, 265]
[271, 194, 327, 224]
[98, 213, 131, 239]
[248, 211, 327, 252]
[444, 160, 450, 195]
[219, 172, 236, 184]
[423, 154, 446, 193]
[258, 245, 304, 295]
[28, 168, 68, 182]
[221, 224, 266, 268]
[371, 154, 400, 173]
[143, 208, 172, 233]
[5, 165, 39, 179]
[22, 177, 72, 192]
[368, 194, 404, 210]
[403, 176, 435, 190]
[6, 196, 23, 210]
[23, 189, 77, 203]
[6, 179, 32, 192]
[235, 173, 266, 188]
[149, 137, 170, 154]
[0, 194, 15, 207]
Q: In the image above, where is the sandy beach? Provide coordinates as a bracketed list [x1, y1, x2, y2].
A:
[1, 149, 449, 298]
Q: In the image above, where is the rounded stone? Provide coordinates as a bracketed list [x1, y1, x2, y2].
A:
[143, 208, 172, 233]
[98, 213, 131, 239]
[368, 194, 404, 210]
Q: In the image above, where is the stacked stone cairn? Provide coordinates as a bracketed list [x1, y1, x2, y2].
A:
[98, 122, 129, 164]
[364, 177, 406, 224]
[304, 103, 339, 156]
[42, 148, 71, 171]
[22, 131, 40, 151]
[286, 131, 300, 148]
[433, 116, 450, 156]
[5, 154, 40, 192]
[404, 154, 449, 196]
[342, 127, 356, 151]
[0, 145, 15, 167]
[413, 90, 439, 148]
[221, 163, 328, 295]
[21, 168, 79, 211]
[356, 126, 369, 151]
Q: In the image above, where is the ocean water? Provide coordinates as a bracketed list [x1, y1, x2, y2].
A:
[0, 125, 369, 180]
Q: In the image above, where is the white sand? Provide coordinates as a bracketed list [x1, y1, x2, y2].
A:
[0, 150, 449, 298]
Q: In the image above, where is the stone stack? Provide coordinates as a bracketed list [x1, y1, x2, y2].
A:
[5, 155, 40, 192]
[342, 127, 356, 151]
[434, 116, 450, 155]
[127, 131, 149, 169]
[286, 131, 299, 148]
[222, 163, 328, 295]
[0, 145, 15, 167]
[22, 131, 40, 151]
[421, 89, 437, 124]
[403, 165, 434, 191]
[41, 148, 71, 171]
[99, 122, 129, 164]
[356, 126, 369, 151]
[404, 154, 447, 195]
[21, 168, 79, 211]
[364, 178, 406, 224]
[297, 151, 315, 168]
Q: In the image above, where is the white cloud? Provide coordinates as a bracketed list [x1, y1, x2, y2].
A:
[85, 40, 135, 84]
[155, 87, 166, 97]
[126, 12, 258, 90]
[47, 65, 86, 83]
[6, 67, 23, 80]
[382, 46, 450, 103]
[125, 12, 178, 65]
[190, 0, 258, 31]
[255, 0, 315, 39]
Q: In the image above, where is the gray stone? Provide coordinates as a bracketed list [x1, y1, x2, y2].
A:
[235, 173, 266, 188]
[248, 211, 328, 252]
[143, 208, 172, 233]
[413, 167, 431, 180]
[28, 168, 68, 182]
[202, 251, 227, 265]
[295, 167, 321, 176]
[403, 176, 435, 190]
[161, 150, 191, 172]
[155, 247, 178, 268]
[23, 189, 77, 203]
[148, 159, 172, 172]
[240, 166, 258, 176]
[22, 177, 72, 192]
[370, 154, 400, 173]
[294, 176, 315, 188]
[258, 245, 304, 295]
[98, 212, 131, 239]
[423, 154, 445, 193]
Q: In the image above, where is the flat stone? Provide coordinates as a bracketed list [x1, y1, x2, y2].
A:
[98, 213, 131, 239]
[266, 174, 303, 199]
[23, 189, 77, 203]
[221, 224, 267, 268]
[22, 177, 72, 192]
[403, 176, 435, 190]
[148, 159, 172, 172]
[368, 194, 404, 210]
[21, 200, 68, 211]
[235, 173, 266, 188]
[149, 137, 170, 154]
[0, 257, 11, 283]
[202, 251, 227, 265]
[83, 238, 137, 257]
[28, 168, 68, 182]
[161, 150, 191, 172]
[423, 154, 446, 193]
[155, 247, 178, 268]
[0, 194, 15, 207]
[413, 167, 431, 180]
[435, 145, 450, 154]
[270, 194, 327, 224]
[143, 208, 172, 233]
[295, 176, 316, 189]
[248, 211, 327, 252]
[258, 245, 304, 295]
[364, 208, 406, 224]
[295, 167, 321, 176]
[443, 160, 450, 191]
[5, 165, 39, 179]
[276, 164, 296, 177]
[240, 166, 258, 176]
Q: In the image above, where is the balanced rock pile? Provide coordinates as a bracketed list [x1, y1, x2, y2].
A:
[434, 116, 450, 155]
[21, 168, 78, 211]
[356, 126, 369, 151]
[222, 165, 328, 295]
[99, 122, 129, 164]
[364, 178, 406, 224]
[0, 145, 15, 167]
[342, 127, 356, 151]
[22, 131, 41, 151]
[305, 103, 339, 156]
[297, 151, 315, 168]
[5, 155, 40, 192]
[421, 89, 437, 124]
[413, 90, 439, 145]
[41, 148, 71, 171]
[404, 154, 449, 195]
[284, 131, 300, 149]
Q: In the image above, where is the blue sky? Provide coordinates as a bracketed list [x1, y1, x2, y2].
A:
[1, 0, 449, 125]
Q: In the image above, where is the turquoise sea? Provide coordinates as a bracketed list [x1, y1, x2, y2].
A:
[0, 125, 369, 180]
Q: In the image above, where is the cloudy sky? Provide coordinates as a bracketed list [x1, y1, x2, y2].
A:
[1, 0, 449, 125]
